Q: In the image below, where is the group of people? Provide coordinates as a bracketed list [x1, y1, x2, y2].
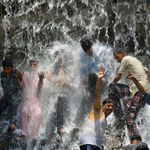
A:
[0, 36, 150, 150]
[0, 59, 45, 139]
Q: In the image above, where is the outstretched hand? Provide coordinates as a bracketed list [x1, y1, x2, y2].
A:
[126, 70, 135, 80]
[15, 71, 24, 82]
[97, 66, 105, 79]
[38, 71, 46, 82]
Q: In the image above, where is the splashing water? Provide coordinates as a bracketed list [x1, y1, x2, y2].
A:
[0, 0, 150, 149]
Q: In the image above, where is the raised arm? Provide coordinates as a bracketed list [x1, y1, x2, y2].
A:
[93, 66, 105, 110]
[126, 70, 147, 96]
[38, 71, 46, 84]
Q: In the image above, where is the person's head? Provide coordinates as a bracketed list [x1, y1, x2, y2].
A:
[54, 50, 66, 66]
[130, 134, 142, 144]
[113, 48, 127, 63]
[80, 37, 93, 56]
[136, 145, 149, 150]
[102, 98, 114, 117]
[2, 59, 14, 75]
[29, 60, 38, 71]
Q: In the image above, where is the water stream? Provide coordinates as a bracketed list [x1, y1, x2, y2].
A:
[0, 0, 150, 149]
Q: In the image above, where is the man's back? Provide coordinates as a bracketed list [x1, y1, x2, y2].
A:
[118, 55, 148, 96]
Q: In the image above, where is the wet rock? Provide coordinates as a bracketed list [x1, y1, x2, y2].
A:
[99, 28, 108, 43]
[65, 4, 74, 17]
[125, 36, 135, 53]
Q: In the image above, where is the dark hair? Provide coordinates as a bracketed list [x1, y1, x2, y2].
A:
[136, 145, 149, 150]
[113, 47, 125, 56]
[80, 37, 93, 52]
[102, 98, 114, 105]
[30, 60, 38, 64]
[2, 59, 13, 67]
[131, 134, 142, 141]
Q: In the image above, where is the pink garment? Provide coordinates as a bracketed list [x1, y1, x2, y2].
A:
[20, 72, 43, 138]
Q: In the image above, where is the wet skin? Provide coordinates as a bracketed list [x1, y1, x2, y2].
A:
[114, 53, 126, 63]
[102, 102, 114, 117]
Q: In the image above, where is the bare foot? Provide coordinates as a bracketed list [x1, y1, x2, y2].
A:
[59, 128, 67, 135]
[22, 135, 28, 140]
[59, 128, 63, 133]
[10, 124, 15, 130]
[16, 137, 20, 141]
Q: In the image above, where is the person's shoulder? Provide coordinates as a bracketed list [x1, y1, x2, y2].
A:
[124, 144, 132, 150]
[79, 50, 87, 61]
[120, 55, 132, 63]
[80, 50, 85, 56]
[12, 69, 18, 74]
[123, 55, 131, 60]
[11, 69, 18, 77]
[140, 142, 148, 146]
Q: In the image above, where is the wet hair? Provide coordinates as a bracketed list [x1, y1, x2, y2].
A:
[131, 134, 142, 141]
[102, 98, 114, 105]
[113, 47, 125, 55]
[2, 59, 13, 67]
[30, 60, 38, 64]
[136, 145, 149, 150]
[80, 37, 93, 52]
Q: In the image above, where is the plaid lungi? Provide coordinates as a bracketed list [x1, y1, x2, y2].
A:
[108, 82, 145, 136]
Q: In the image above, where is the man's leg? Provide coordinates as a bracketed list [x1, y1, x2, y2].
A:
[32, 113, 41, 139]
[57, 95, 68, 133]
[126, 91, 145, 136]
[46, 111, 57, 141]
[8, 99, 21, 127]
[108, 83, 130, 120]
[21, 102, 30, 137]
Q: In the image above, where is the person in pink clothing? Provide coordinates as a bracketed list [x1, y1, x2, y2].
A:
[20, 60, 45, 139]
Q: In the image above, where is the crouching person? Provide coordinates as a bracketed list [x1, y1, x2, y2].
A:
[79, 67, 114, 150]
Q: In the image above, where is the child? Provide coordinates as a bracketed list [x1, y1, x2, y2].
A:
[46, 50, 73, 141]
[20, 60, 45, 139]
[0, 59, 23, 131]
